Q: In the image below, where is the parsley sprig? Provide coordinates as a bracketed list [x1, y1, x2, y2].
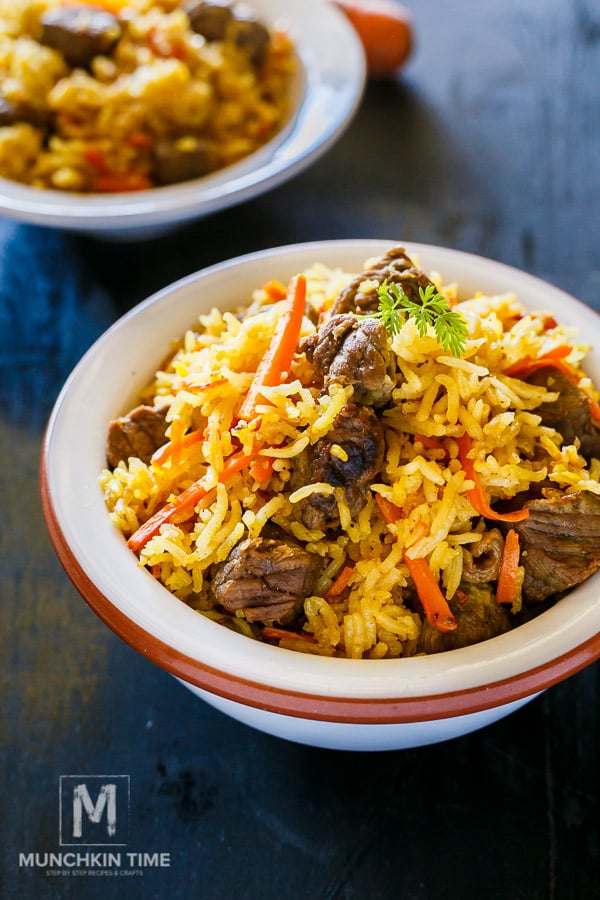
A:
[369, 281, 468, 357]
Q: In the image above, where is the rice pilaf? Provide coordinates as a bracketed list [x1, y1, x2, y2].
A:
[100, 249, 600, 658]
[0, 0, 294, 191]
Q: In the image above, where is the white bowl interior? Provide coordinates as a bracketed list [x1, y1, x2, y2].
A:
[44, 240, 600, 701]
[0, 0, 365, 235]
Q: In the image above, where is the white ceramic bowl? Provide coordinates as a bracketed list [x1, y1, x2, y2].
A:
[0, 0, 365, 240]
[41, 240, 600, 750]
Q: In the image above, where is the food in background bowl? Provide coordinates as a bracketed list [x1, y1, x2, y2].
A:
[100, 246, 600, 659]
[0, 0, 295, 192]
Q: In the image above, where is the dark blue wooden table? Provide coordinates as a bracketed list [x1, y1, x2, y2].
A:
[3, 1, 600, 897]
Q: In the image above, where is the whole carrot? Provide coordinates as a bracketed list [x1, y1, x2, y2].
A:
[333, 0, 414, 78]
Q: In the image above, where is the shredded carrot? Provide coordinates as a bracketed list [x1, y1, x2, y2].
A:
[589, 399, 600, 424]
[539, 313, 558, 331]
[261, 627, 317, 644]
[404, 554, 457, 633]
[249, 454, 275, 485]
[126, 131, 153, 148]
[324, 565, 354, 600]
[496, 529, 521, 606]
[127, 445, 260, 552]
[406, 519, 429, 547]
[503, 345, 575, 378]
[375, 493, 403, 524]
[147, 26, 186, 59]
[92, 172, 152, 193]
[84, 146, 108, 171]
[456, 435, 529, 523]
[503, 347, 600, 428]
[261, 279, 288, 301]
[151, 427, 205, 467]
[414, 433, 447, 453]
[237, 273, 306, 422]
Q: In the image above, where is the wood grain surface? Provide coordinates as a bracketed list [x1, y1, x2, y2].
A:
[2, 1, 600, 897]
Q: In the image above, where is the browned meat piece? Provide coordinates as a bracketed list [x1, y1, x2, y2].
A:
[526, 366, 600, 459]
[212, 535, 321, 625]
[420, 584, 513, 653]
[462, 528, 504, 583]
[229, 8, 270, 65]
[39, 6, 122, 68]
[151, 138, 215, 185]
[183, 0, 233, 41]
[106, 405, 169, 467]
[330, 245, 435, 317]
[290, 403, 385, 532]
[0, 97, 51, 129]
[184, 0, 269, 64]
[509, 490, 600, 603]
[304, 314, 397, 408]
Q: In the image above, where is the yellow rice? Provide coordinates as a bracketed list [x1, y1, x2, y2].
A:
[100, 259, 600, 659]
[0, 0, 294, 191]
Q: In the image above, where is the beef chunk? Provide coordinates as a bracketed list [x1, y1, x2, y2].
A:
[462, 528, 504, 583]
[151, 138, 215, 185]
[290, 403, 385, 532]
[229, 7, 270, 65]
[184, 0, 233, 41]
[420, 584, 513, 653]
[330, 245, 435, 317]
[39, 6, 121, 68]
[526, 366, 600, 459]
[0, 97, 51, 129]
[304, 314, 397, 408]
[510, 490, 600, 603]
[184, 1, 269, 64]
[106, 405, 169, 467]
[212, 535, 321, 625]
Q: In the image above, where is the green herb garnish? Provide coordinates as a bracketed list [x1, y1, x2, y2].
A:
[369, 281, 468, 357]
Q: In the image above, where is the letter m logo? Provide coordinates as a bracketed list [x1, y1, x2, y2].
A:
[59, 775, 130, 846]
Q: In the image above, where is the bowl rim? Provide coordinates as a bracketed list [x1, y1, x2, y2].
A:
[0, 0, 366, 232]
[40, 239, 600, 724]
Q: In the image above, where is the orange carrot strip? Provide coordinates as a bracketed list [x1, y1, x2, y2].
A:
[503, 345, 574, 378]
[539, 313, 558, 331]
[406, 519, 429, 547]
[404, 554, 457, 633]
[127, 445, 260, 552]
[504, 347, 600, 425]
[126, 131, 153, 148]
[261, 279, 288, 301]
[324, 565, 354, 600]
[375, 493, 403, 524]
[147, 26, 186, 59]
[151, 427, 205, 467]
[249, 454, 275, 484]
[237, 273, 306, 422]
[589, 399, 600, 424]
[496, 529, 521, 606]
[538, 344, 572, 360]
[84, 146, 108, 171]
[456, 435, 529, 523]
[414, 433, 447, 453]
[92, 172, 152, 193]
